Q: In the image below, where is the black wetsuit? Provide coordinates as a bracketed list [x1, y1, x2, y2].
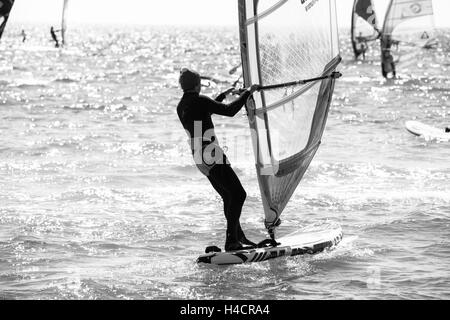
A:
[50, 28, 59, 48]
[355, 36, 368, 60]
[177, 90, 251, 248]
[381, 36, 396, 79]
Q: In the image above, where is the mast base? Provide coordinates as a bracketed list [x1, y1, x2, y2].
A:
[260, 218, 282, 248]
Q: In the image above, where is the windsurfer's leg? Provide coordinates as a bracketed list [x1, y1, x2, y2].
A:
[218, 165, 256, 248]
[210, 170, 255, 246]
[381, 64, 388, 79]
[207, 165, 239, 250]
[207, 164, 252, 251]
[207, 170, 231, 221]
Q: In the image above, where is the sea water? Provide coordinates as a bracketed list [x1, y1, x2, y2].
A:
[0, 25, 449, 300]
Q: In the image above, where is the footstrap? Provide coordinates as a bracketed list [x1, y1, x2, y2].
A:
[205, 246, 222, 253]
[257, 239, 281, 248]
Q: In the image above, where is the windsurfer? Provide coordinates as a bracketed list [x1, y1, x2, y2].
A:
[355, 32, 368, 60]
[50, 26, 60, 48]
[381, 35, 396, 79]
[21, 29, 26, 42]
[176, 68, 260, 252]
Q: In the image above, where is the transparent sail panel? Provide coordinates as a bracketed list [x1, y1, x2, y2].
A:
[239, 0, 341, 227]
[267, 85, 319, 161]
[260, 76, 337, 220]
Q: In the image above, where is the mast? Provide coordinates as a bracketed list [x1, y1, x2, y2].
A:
[61, 0, 68, 47]
[380, 0, 394, 76]
[351, 0, 359, 59]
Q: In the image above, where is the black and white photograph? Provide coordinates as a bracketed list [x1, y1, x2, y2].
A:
[0, 0, 449, 304]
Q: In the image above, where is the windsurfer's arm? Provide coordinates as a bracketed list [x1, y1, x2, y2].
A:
[203, 85, 259, 117]
[215, 87, 235, 102]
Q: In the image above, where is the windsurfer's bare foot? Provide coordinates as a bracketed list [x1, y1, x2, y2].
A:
[225, 241, 244, 252]
[237, 226, 257, 247]
[239, 235, 257, 247]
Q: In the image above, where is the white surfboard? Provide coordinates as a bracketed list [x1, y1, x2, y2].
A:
[405, 121, 450, 141]
[197, 223, 343, 266]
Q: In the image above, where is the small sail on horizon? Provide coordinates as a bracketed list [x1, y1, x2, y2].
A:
[238, 0, 341, 240]
[61, 0, 69, 47]
[0, 0, 14, 41]
[351, 0, 380, 59]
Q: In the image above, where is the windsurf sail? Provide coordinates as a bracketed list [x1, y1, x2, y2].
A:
[381, 0, 436, 77]
[351, 0, 380, 59]
[238, 0, 341, 239]
[61, 0, 69, 46]
[382, 0, 435, 47]
[0, 0, 14, 41]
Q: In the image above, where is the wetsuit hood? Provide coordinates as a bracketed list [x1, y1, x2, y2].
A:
[179, 68, 201, 92]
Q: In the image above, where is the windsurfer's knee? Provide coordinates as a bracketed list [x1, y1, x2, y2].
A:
[234, 189, 246, 205]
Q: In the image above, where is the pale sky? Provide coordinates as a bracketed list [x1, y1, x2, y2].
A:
[7, 0, 450, 28]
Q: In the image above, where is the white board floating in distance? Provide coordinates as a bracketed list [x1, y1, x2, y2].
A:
[197, 223, 343, 266]
[405, 121, 450, 141]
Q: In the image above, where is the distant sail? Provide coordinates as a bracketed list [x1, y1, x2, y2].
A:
[351, 0, 380, 59]
[0, 0, 14, 41]
[61, 0, 69, 46]
[381, 0, 435, 77]
[238, 0, 341, 237]
[382, 0, 435, 46]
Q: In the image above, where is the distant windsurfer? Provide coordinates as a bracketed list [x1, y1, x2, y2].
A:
[381, 35, 396, 79]
[446, 127, 450, 133]
[422, 32, 438, 49]
[355, 32, 368, 60]
[50, 26, 60, 48]
[177, 68, 260, 252]
[381, 50, 396, 79]
[21, 29, 26, 42]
